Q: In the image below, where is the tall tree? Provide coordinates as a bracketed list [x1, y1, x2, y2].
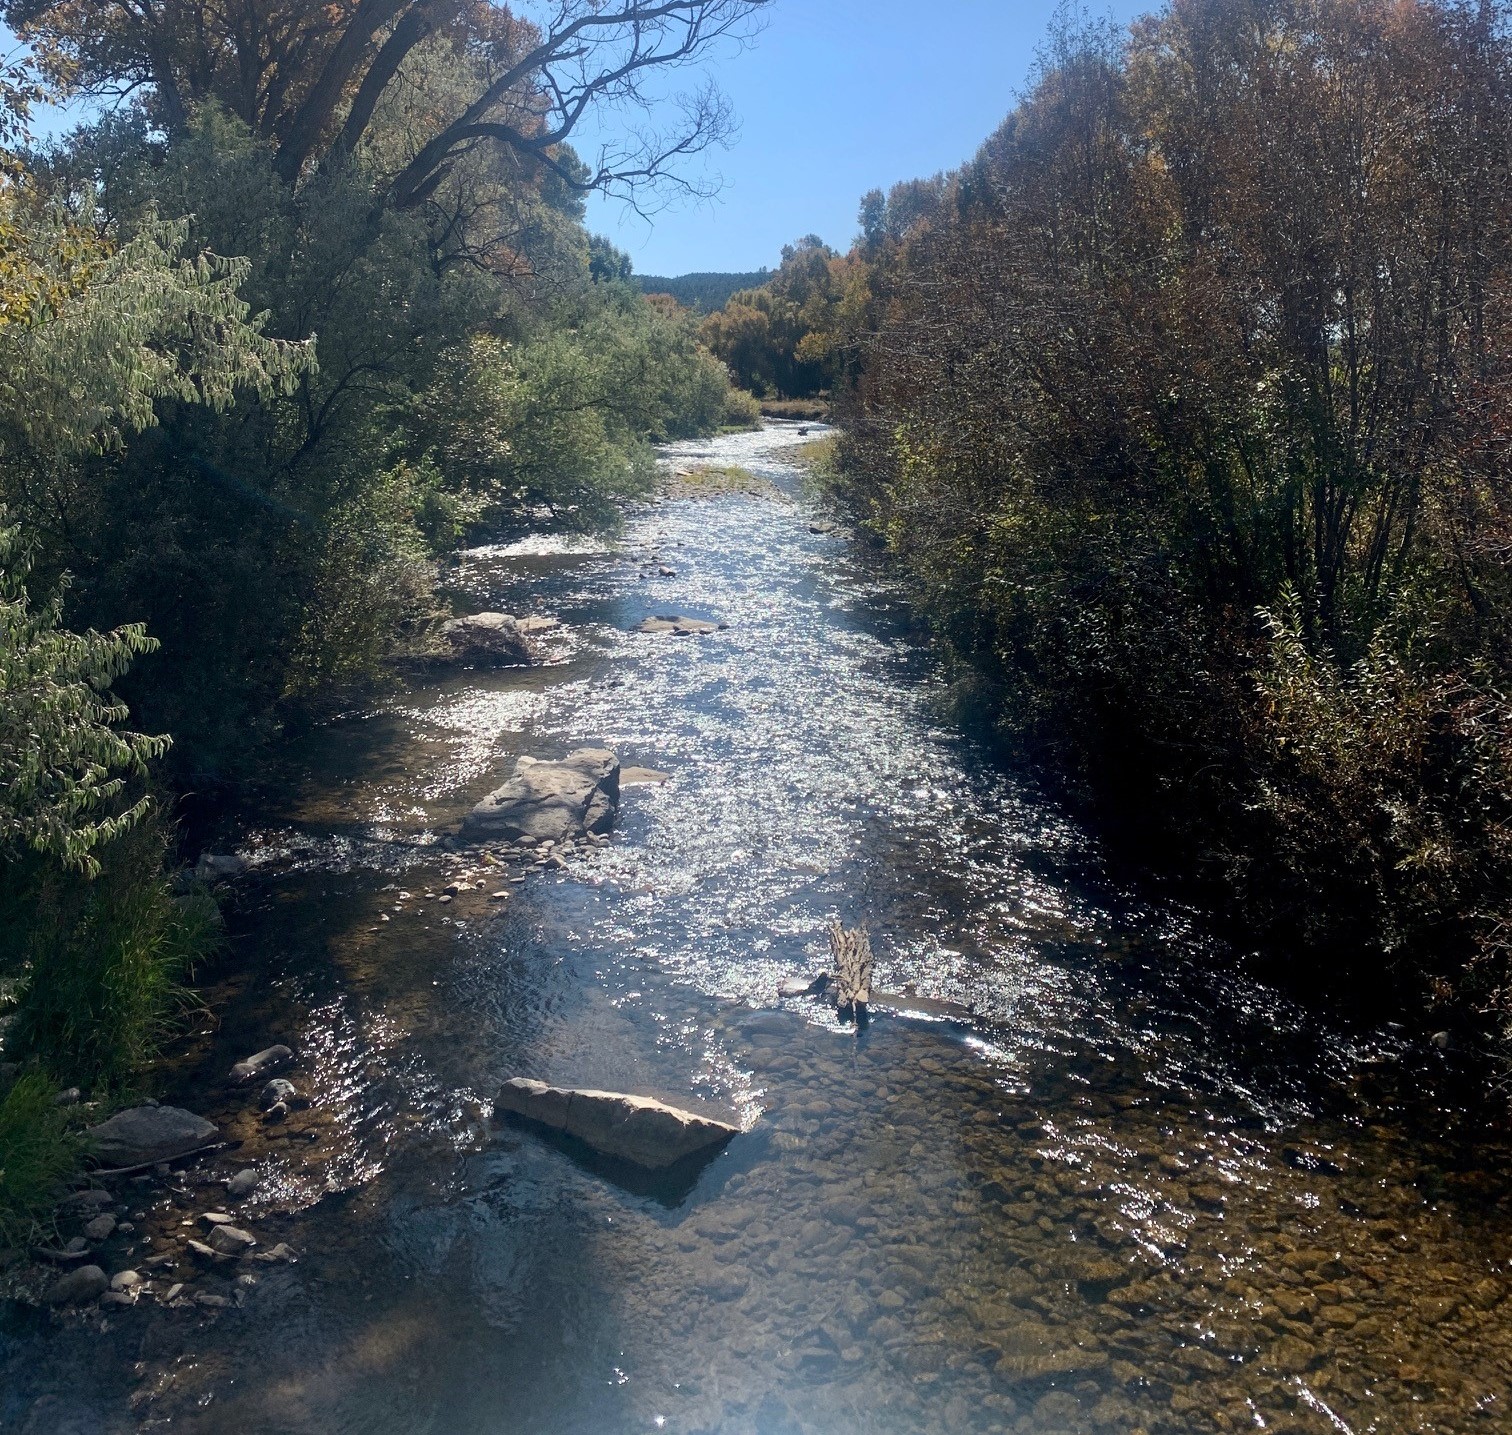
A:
[6, 0, 769, 205]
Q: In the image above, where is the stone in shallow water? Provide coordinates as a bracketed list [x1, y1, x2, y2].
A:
[438, 612, 538, 666]
[635, 615, 725, 636]
[87, 1106, 218, 1168]
[494, 1077, 739, 1170]
[227, 1045, 293, 1085]
[461, 750, 620, 844]
[206, 1224, 256, 1256]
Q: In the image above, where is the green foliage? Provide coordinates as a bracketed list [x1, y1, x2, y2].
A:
[2, 820, 218, 1089]
[722, 387, 762, 429]
[637, 270, 772, 311]
[839, 0, 1512, 1048]
[0, 512, 166, 874]
[0, 1074, 79, 1250]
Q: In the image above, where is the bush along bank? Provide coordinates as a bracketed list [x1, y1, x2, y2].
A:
[831, 0, 1512, 1088]
[0, 1, 764, 1252]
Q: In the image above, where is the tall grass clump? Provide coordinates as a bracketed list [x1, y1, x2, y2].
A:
[0, 1074, 80, 1250]
[2, 821, 218, 1091]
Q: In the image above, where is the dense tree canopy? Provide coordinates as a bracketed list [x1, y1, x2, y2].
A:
[835, 0, 1512, 1052]
[6, 0, 769, 205]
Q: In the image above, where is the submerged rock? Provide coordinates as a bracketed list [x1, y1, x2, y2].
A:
[226, 1169, 259, 1200]
[87, 1106, 218, 1169]
[635, 615, 726, 636]
[196, 853, 248, 881]
[620, 766, 671, 787]
[494, 1077, 739, 1170]
[228, 1045, 293, 1085]
[777, 973, 830, 1000]
[439, 612, 538, 667]
[461, 749, 620, 844]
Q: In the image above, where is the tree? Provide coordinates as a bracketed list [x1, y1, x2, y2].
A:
[7, 0, 771, 207]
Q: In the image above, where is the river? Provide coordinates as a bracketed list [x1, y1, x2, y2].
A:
[4, 422, 1510, 1434]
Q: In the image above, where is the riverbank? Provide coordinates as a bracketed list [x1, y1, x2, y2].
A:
[3, 423, 1510, 1435]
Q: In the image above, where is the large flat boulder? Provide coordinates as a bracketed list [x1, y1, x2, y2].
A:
[495, 1078, 739, 1170]
[439, 612, 538, 666]
[87, 1105, 218, 1168]
[635, 615, 725, 636]
[460, 748, 619, 844]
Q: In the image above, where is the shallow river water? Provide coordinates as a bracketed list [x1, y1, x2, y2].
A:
[5, 423, 1512, 1435]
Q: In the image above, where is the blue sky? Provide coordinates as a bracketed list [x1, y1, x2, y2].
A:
[582, 0, 1148, 276]
[6, 2, 1150, 277]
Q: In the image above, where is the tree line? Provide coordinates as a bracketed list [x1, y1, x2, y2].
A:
[0, 0, 769, 1245]
[828, 0, 1512, 1076]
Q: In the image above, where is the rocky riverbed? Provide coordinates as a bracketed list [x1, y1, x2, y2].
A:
[3, 422, 1510, 1435]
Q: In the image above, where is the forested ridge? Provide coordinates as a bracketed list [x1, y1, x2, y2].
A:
[0, 0, 767, 1245]
[822, 0, 1512, 1076]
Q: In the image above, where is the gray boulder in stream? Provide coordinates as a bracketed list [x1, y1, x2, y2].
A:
[86, 1106, 219, 1168]
[439, 612, 538, 666]
[461, 748, 620, 844]
[494, 1078, 739, 1169]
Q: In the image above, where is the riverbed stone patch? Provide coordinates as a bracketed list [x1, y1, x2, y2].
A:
[461, 749, 620, 844]
[86, 1105, 218, 1169]
[494, 1077, 739, 1169]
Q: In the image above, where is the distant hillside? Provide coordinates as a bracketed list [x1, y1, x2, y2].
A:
[636, 270, 771, 312]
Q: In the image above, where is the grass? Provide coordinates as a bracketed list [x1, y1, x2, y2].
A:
[0, 1074, 80, 1251]
[790, 434, 839, 473]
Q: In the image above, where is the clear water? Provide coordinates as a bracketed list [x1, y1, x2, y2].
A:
[5, 424, 1510, 1435]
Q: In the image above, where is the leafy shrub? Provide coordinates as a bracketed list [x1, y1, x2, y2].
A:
[722, 388, 762, 429]
[0, 1074, 79, 1251]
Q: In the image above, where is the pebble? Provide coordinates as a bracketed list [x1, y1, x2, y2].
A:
[110, 1270, 143, 1292]
[83, 1213, 117, 1242]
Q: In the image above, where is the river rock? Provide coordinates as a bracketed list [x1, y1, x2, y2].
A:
[259, 1078, 297, 1112]
[227, 1169, 259, 1200]
[439, 612, 538, 666]
[207, 1224, 256, 1256]
[46, 1265, 108, 1307]
[778, 973, 830, 999]
[635, 615, 725, 636]
[228, 1045, 293, 1085]
[196, 853, 248, 881]
[620, 766, 671, 786]
[494, 1077, 740, 1170]
[83, 1213, 116, 1242]
[460, 749, 620, 844]
[87, 1106, 218, 1168]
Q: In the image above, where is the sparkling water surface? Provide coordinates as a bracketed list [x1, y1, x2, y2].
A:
[4, 423, 1510, 1435]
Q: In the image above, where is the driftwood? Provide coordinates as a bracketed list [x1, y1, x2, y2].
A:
[829, 920, 873, 1015]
